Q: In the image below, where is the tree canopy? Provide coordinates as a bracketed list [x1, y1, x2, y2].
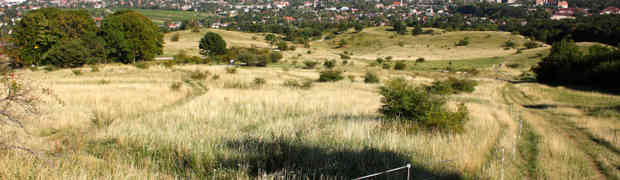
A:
[100, 10, 164, 64]
[199, 32, 227, 57]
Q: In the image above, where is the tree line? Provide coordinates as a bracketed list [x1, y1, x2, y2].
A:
[9, 8, 163, 68]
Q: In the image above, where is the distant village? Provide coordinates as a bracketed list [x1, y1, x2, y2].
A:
[0, 0, 619, 32]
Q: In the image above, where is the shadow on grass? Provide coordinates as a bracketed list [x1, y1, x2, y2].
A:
[222, 137, 463, 180]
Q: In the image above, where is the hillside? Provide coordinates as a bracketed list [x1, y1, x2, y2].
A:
[163, 29, 270, 56]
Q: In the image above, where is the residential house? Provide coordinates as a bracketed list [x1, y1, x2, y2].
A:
[600, 6, 620, 15]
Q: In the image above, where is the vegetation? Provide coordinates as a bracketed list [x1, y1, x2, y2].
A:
[364, 71, 380, 83]
[425, 78, 479, 95]
[318, 70, 344, 82]
[533, 39, 620, 89]
[101, 10, 164, 64]
[379, 78, 469, 133]
[199, 32, 227, 57]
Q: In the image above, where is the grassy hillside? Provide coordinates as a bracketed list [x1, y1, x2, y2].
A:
[113, 8, 213, 25]
[311, 27, 538, 61]
[163, 29, 270, 56]
[1, 28, 618, 179]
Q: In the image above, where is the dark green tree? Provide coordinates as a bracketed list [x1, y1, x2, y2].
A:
[199, 32, 227, 57]
[43, 39, 90, 68]
[11, 8, 97, 66]
[100, 10, 163, 64]
[412, 24, 423, 36]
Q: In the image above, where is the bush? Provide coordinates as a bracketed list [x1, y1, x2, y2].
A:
[253, 77, 266, 86]
[303, 60, 318, 69]
[347, 75, 356, 82]
[226, 67, 237, 74]
[190, 70, 209, 80]
[379, 78, 469, 133]
[455, 37, 470, 46]
[394, 61, 407, 70]
[376, 57, 384, 64]
[283, 79, 313, 89]
[170, 82, 182, 91]
[135, 62, 150, 69]
[223, 81, 251, 89]
[90, 66, 100, 72]
[416, 58, 426, 63]
[524, 41, 541, 49]
[323, 59, 336, 69]
[503, 40, 517, 49]
[212, 74, 220, 80]
[318, 70, 344, 82]
[382, 63, 391, 69]
[340, 54, 351, 60]
[44, 39, 90, 68]
[364, 71, 380, 83]
[533, 39, 620, 89]
[425, 77, 478, 95]
[170, 33, 180, 42]
[72, 69, 82, 76]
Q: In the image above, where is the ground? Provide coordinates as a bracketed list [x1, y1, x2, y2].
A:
[1, 28, 618, 180]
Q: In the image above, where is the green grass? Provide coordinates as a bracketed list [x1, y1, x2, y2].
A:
[409, 57, 504, 71]
[111, 8, 212, 25]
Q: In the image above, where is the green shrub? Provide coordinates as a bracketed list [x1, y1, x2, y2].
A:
[503, 40, 517, 49]
[283, 79, 313, 89]
[44, 39, 90, 68]
[303, 60, 318, 69]
[524, 41, 541, 49]
[323, 60, 336, 69]
[376, 57, 384, 64]
[455, 37, 470, 46]
[72, 69, 82, 76]
[190, 70, 209, 80]
[340, 54, 351, 60]
[170, 82, 182, 91]
[226, 67, 237, 74]
[426, 78, 478, 95]
[364, 71, 380, 83]
[394, 61, 407, 70]
[379, 78, 469, 133]
[223, 81, 251, 89]
[253, 77, 266, 86]
[347, 75, 356, 82]
[318, 70, 344, 82]
[212, 74, 220, 80]
[135, 62, 149, 69]
[91, 66, 100, 72]
[170, 33, 180, 42]
[507, 63, 521, 68]
[342, 60, 349, 65]
[416, 58, 426, 63]
[382, 63, 391, 69]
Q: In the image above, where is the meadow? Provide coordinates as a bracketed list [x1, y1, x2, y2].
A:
[0, 28, 618, 180]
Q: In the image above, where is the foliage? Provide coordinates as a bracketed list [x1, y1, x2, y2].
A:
[425, 78, 479, 95]
[376, 57, 384, 64]
[394, 61, 407, 70]
[318, 70, 344, 82]
[532, 39, 620, 89]
[43, 39, 91, 68]
[303, 60, 318, 69]
[503, 40, 517, 49]
[0, 73, 48, 129]
[412, 24, 424, 36]
[11, 8, 97, 66]
[277, 41, 289, 51]
[72, 69, 82, 76]
[524, 41, 541, 49]
[364, 71, 380, 83]
[199, 32, 227, 57]
[170, 33, 180, 42]
[225, 67, 237, 74]
[101, 10, 163, 64]
[227, 47, 280, 67]
[170, 82, 182, 91]
[135, 62, 150, 69]
[416, 58, 426, 63]
[455, 37, 471, 46]
[253, 77, 266, 86]
[379, 78, 469, 133]
[189, 70, 209, 80]
[382, 63, 391, 69]
[282, 79, 313, 89]
[323, 60, 336, 69]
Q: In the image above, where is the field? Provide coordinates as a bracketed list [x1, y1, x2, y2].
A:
[113, 8, 213, 25]
[1, 27, 619, 180]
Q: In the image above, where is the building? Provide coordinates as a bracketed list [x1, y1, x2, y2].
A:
[557, 1, 568, 8]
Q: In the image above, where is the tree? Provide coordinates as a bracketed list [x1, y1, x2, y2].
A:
[199, 32, 227, 57]
[11, 8, 97, 66]
[44, 39, 90, 68]
[100, 10, 163, 64]
[392, 20, 407, 35]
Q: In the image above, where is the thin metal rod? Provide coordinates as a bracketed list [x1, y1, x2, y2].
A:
[354, 163, 411, 180]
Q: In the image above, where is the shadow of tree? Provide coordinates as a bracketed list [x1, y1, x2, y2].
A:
[222, 137, 463, 180]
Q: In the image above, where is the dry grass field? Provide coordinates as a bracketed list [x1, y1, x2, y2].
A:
[1, 28, 618, 180]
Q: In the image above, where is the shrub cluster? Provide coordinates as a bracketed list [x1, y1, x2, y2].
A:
[532, 39, 620, 89]
[228, 47, 283, 67]
[425, 77, 478, 95]
[379, 78, 469, 133]
[318, 70, 344, 82]
[282, 79, 313, 89]
[394, 61, 407, 70]
[455, 37, 471, 46]
[364, 71, 380, 83]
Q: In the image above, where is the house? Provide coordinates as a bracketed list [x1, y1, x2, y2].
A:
[375, 4, 384, 9]
[600, 6, 620, 15]
[557, 1, 568, 8]
[303, 1, 312, 6]
[283, 16, 296, 21]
